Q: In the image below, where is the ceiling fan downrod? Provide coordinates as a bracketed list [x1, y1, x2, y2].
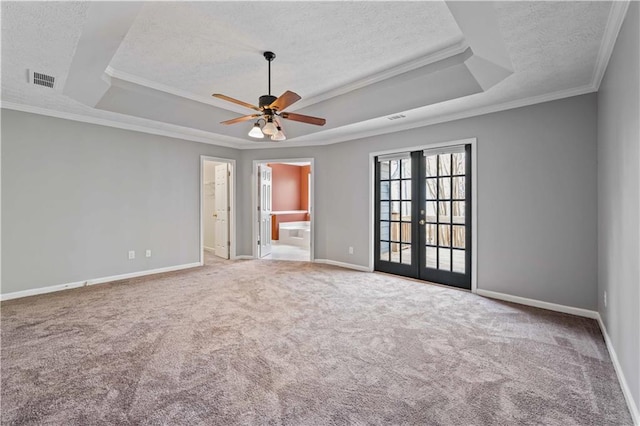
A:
[259, 51, 277, 109]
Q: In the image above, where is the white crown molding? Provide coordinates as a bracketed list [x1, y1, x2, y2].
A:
[2, 81, 597, 152]
[1, 81, 598, 152]
[592, 0, 631, 90]
[282, 84, 598, 149]
[375, 84, 599, 141]
[0, 101, 250, 149]
[291, 40, 469, 111]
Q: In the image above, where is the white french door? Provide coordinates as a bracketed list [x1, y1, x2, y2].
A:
[214, 163, 229, 259]
[258, 165, 273, 257]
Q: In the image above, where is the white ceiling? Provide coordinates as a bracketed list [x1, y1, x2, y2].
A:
[0, 1, 625, 149]
[111, 2, 463, 103]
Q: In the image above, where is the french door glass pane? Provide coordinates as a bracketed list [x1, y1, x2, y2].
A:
[438, 248, 451, 270]
[381, 202, 390, 220]
[401, 201, 411, 219]
[438, 178, 451, 199]
[390, 222, 400, 244]
[452, 225, 465, 249]
[426, 246, 437, 268]
[391, 242, 400, 260]
[438, 202, 450, 223]
[391, 181, 401, 200]
[452, 152, 465, 175]
[380, 242, 390, 261]
[391, 201, 400, 215]
[452, 201, 465, 224]
[426, 201, 437, 221]
[453, 176, 465, 198]
[452, 249, 465, 273]
[390, 160, 400, 179]
[438, 154, 451, 175]
[426, 156, 438, 177]
[439, 224, 451, 247]
[401, 244, 412, 264]
[380, 222, 390, 240]
[426, 179, 437, 200]
[401, 223, 412, 243]
[401, 158, 412, 178]
[401, 180, 411, 200]
[381, 181, 390, 200]
[380, 162, 390, 179]
[426, 224, 437, 245]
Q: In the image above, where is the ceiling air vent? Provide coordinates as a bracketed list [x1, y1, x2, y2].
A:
[27, 70, 56, 88]
[387, 114, 406, 121]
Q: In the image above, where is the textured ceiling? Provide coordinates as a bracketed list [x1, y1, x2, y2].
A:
[110, 2, 463, 103]
[0, 1, 616, 148]
[1, 2, 88, 106]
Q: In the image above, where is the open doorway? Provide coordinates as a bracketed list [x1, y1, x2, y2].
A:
[200, 156, 236, 265]
[253, 159, 314, 262]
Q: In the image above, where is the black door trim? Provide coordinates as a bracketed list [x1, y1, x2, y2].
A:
[374, 143, 473, 290]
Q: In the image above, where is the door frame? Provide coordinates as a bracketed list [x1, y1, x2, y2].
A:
[200, 155, 237, 264]
[368, 138, 478, 293]
[252, 158, 315, 261]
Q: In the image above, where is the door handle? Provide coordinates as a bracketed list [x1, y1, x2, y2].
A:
[419, 219, 425, 225]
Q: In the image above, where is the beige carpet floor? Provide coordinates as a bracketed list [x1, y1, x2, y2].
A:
[1, 255, 633, 425]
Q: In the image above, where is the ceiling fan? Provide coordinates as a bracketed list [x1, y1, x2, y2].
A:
[212, 51, 326, 141]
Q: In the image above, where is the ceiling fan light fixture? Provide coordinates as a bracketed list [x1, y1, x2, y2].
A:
[248, 122, 264, 138]
[272, 126, 286, 141]
[262, 117, 277, 136]
[214, 51, 326, 141]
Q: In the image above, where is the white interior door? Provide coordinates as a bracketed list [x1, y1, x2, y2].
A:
[259, 165, 272, 257]
[214, 163, 229, 259]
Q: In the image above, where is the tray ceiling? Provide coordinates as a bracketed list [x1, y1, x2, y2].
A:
[0, 1, 620, 149]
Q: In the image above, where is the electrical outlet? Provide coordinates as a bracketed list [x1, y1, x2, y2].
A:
[145, 249, 151, 258]
[348, 246, 354, 255]
[604, 291, 607, 308]
[128, 250, 135, 260]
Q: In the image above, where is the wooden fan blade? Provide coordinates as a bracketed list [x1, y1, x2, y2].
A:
[220, 114, 262, 125]
[269, 91, 301, 112]
[212, 94, 260, 111]
[281, 112, 326, 126]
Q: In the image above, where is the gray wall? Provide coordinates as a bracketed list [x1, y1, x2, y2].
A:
[1, 110, 239, 294]
[241, 94, 599, 310]
[597, 1, 640, 413]
[3, 93, 600, 314]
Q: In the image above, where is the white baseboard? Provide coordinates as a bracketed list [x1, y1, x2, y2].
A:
[475, 289, 599, 319]
[0, 262, 202, 301]
[203, 246, 215, 253]
[314, 259, 372, 272]
[596, 315, 640, 425]
[233, 255, 254, 260]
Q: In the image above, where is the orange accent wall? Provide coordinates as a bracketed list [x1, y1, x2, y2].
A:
[269, 164, 301, 211]
[268, 163, 311, 239]
[300, 165, 311, 215]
